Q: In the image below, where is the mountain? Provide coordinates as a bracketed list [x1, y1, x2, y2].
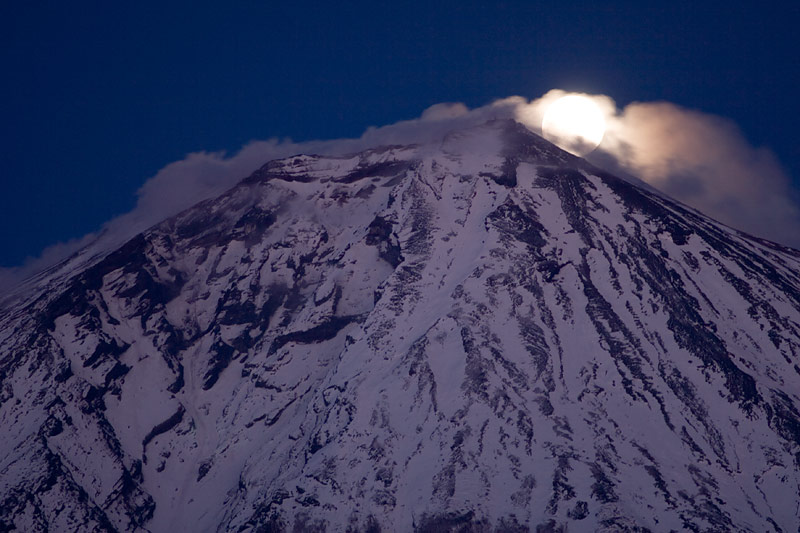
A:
[2, 119, 800, 532]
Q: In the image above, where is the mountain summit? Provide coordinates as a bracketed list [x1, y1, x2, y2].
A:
[2, 120, 800, 532]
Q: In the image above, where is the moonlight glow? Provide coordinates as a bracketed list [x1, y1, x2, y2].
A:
[541, 94, 606, 155]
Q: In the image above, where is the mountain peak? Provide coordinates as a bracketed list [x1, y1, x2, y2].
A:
[2, 121, 800, 532]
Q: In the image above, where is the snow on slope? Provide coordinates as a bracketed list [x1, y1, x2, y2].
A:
[2, 120, 800, 532]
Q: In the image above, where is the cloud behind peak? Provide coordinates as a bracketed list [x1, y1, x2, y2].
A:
[2, 91, 797, 292]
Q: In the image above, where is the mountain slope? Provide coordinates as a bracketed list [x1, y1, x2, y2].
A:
[2, 120, 800, 532]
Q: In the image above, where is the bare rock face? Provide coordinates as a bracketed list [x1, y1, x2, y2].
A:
[2, 120, 800, 532]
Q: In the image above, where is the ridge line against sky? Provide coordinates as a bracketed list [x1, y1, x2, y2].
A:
[1, 90, 798, 292]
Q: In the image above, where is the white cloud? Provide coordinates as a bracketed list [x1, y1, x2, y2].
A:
[511, 89, 800, 247]
[2, 91, 798, 292]
[0, 232, 99, 296]
[597, 101, 800, 247]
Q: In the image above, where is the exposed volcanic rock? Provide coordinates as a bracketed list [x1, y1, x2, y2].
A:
[2, 120, 800, 532]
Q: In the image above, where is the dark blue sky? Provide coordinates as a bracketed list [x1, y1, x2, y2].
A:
[2, 2, 799, 267]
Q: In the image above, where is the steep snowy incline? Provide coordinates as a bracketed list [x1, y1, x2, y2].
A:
[1, 120, 800, 532]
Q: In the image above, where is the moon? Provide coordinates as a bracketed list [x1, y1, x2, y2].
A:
[541, 94, 606, 156]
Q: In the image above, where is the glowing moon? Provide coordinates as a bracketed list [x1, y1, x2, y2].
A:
[541, 94, 606, 155]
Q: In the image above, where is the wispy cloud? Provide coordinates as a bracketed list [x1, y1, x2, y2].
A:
[2, 91, 797, 292]
[514, 89, 800, 248]
[599, 100, 799, 247]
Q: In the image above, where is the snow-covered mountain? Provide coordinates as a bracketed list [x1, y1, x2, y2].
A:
[2, 119, 800, 532]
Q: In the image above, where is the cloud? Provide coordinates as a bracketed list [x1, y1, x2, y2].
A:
[514, 90, 800, 247]
[597, 101, 800, 247]
[2, 91, 798, 293]
[0, 100, 521, 293]
[0, 232, 99, 298]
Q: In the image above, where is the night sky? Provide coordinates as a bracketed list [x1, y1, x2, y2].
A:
[2, 1, 799, 269]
